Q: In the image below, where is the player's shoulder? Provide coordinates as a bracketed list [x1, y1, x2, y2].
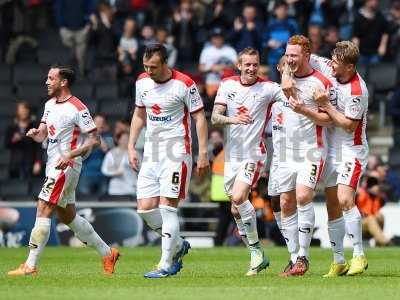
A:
[311, 69, 333, 88]
[349, 72, 368, 97]
[171, 69, 195, 88]
[67, 96, 88, 112]
[136, 72, 150, 82]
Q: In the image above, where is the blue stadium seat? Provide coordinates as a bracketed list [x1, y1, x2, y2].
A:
[98, 98, 129, 117]
[0, 179, 30, 198]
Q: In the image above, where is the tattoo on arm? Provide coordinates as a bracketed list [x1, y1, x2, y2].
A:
[211, 104, 230, 125]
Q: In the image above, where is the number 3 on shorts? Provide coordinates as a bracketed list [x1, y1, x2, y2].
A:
[310, 164, 317, 176]
[172, 172, 180, 184]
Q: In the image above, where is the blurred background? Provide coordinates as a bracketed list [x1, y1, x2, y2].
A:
[0, 0, 400, 249]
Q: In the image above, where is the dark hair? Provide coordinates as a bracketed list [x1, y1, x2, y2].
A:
[143, 43, 168, 63]
[50, 65, 75, 87]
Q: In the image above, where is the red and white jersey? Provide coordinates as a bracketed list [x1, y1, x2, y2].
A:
[270, 101, 284, 154]
[135, 69, 204, 158]
[310, 55, 369, 156]
[214, 76, 286, 160]
[280, 69, 332, 150]
[41, 96, 97, 168]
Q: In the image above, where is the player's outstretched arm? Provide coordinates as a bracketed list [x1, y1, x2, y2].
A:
[192, 109, 210, 176]
[128, 106, 146, 171]
[26, 122, 48, 143]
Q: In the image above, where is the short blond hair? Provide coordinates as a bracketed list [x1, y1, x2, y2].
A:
[238, 47, 259, 64]
[287, 35, 311, 55]
[332, 41, 359, 65]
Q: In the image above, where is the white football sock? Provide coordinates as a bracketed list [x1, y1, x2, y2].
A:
[343, 206, 364, 257]
[273, 211, 282, 230]
[328, 217, 346, 264]
[235, 200, 259, 247]
[297, 202, 315, 259]
[26, 217, 51, 268]
[159, 205, 180, 271]
[138, 208, 183, 250]
[68, 215, 111, 257]
[234, 217, 249, 247]
[281, 212, 299, 264]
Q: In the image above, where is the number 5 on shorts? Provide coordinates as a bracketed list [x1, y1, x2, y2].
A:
[42, 176, 55, 195]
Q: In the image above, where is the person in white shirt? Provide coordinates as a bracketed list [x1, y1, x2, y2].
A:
[278, 35, 333, 277]
[128, 43, 209, 278]
[211, 47, 288, 276]
[310, 41, 369, 277]
[199, 28, 238, 98]
[8, 65, 119, 277]
[102, 131, 137, 196]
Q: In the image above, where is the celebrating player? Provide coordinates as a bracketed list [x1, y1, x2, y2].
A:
[310, 41, 369, 276]
[128, 43, 209, 278]
[211, 47, 288, 276]
[7, 66, 120, 276]
[276, 35, 333, 276]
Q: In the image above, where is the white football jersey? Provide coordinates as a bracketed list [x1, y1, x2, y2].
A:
[135, 70, 204, 158]
[280, 69, 332, 151]
[41, 96, 97, 168]
[310, 55, 369, 156]
[214, 76, 286, 161]
[270, 101, 284, 154]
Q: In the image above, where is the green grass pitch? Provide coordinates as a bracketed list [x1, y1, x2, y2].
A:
[1, 247, 399, 300]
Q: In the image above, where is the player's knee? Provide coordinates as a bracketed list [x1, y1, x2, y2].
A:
[296, 190, 313, 206]
[230, 205, 240, 219]
[280, 197, 296, 215]
[338, 195, 354, 211]
[230, 193, 246, 205]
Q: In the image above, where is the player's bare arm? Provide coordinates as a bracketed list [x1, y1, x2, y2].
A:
[55, 130, 101, 170]
[289, 96, 333, 127]
[26, 122, 48, 143]
[211, 103, 252, 125]
[128, 106, 146, 171]
[316, 98, 360, 133]
[191, 109, 210, 176]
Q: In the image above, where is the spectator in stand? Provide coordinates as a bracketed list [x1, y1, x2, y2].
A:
[0, 206, 19, 231]
[139, 24, 156, 49]
[101, 132, 137, 197]
[89, 2, 119, 81]
[262, 1, 299, 81]
[199, 27, 237, 99]
[307, 23, 322, 54]
[112, 119, 130, 145]
[387, 0, 400, 64]
[156, 27, 177, 68]
[171, 0, 199, 68]
[118, 17, 139, 77]
[54, 0, 95, 75]
[319, 26, 340, 58]
[228, 2, 263, 53]
[356, 176, 392, 246]
[203, 0, 234, 33]
[78, 114, 112, 196]
[5, 102, 42, 179]
[352, 0, 389, 64]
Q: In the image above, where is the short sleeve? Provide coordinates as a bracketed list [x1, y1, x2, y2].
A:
[184, 83, 204, 113]
[135, 80, 144, 108]
[41, 102, 51, 124]
[309, 54, 333, 78]
[270, 82, 287, 103]
[214, 81, 227, 105]
[76, 107, 97, 133]
[344, 95, 368, 120]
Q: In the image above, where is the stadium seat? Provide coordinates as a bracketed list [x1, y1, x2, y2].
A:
[98, 98, 129, 117]
[389, 147, 400, 168]
[16, 83, 47, 105]
[83, 98, 98, 114]
[0, 150, 10, 165]
[13, 63, 47, 84]
[0, 179, 30, 198]
[95, 83, 119, 99]
[37, 48, 70, 67]
[0, 64, 11, 83]
[29, 177, 45, 196]
[0, 166, 8, 180]
[0, 116, 14, 136]
[0, 97, 17, 116]
[367, 84, 375, 107]
[71, 82, 94, 100]
[367, 63, 398, 92]
[356, 63, 368, 79]
[0, 83, 15, 98]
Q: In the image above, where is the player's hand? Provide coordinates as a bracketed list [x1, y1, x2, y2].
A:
[288, 96, 306, 114]
[128, 147, 139, 171]
[26, 128, 40, 138]
[313, 88, 330, 105]
[196, 153, 210, 177]
[55, 154, 73, 170]
[231, 113, 253, 125]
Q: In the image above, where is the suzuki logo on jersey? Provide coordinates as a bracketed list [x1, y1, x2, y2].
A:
[237, 106, 248, 114]
[48, 125, 56, 136]
[151, 104, 161, 115]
